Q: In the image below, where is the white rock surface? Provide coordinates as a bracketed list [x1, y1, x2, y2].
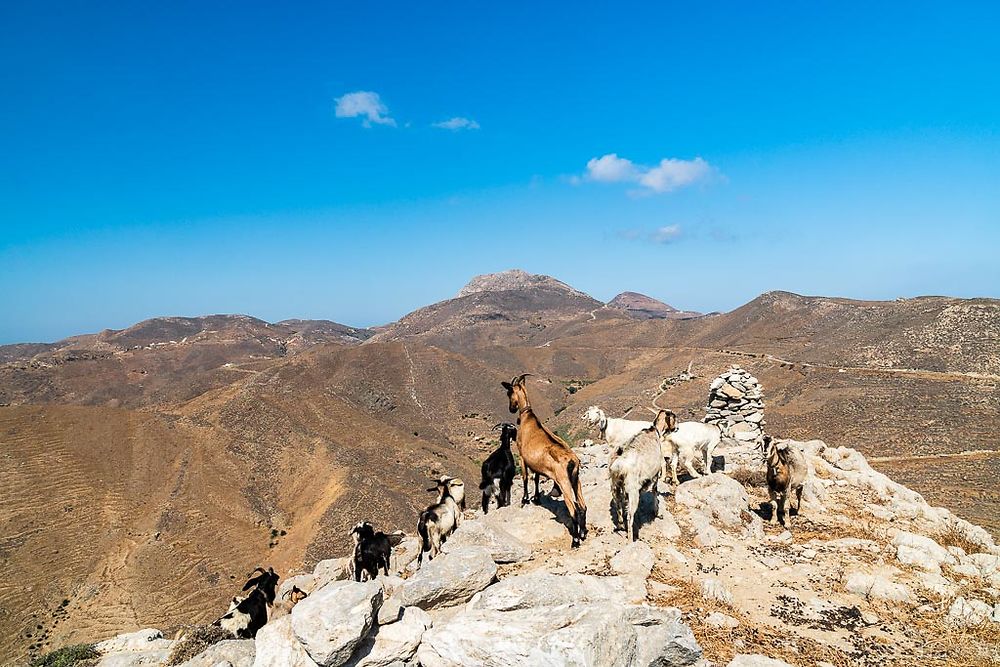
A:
[417, 603, 638, 667]
[892, 531, 955, 573]
[701, 577, 734, 606]
[844, 569, 915, 603]
[291, 579, 382, 666]
[94, 629, 174, 667]
[704, 612, 739, 629]
[95, 629, 169, 654]
[177, 639, 255, 667]
[626, 605, 702, 666]
[400, 547, 497, 610]
[728, 655, 793, 667]
[468, 571, 628, 612]
[946, 596, 996, 627]
[253, 616, 318, 667]
[611, 541, 655, 579]
[440, 519, 531, 563]
[346, 606, 431, 667]
[675, 474, 751, 528]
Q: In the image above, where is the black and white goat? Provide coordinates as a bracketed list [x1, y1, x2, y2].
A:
[417, 476, 463, 565]
[479, 423, 517, 514]
[350, 521, 393, 581]
[214, 566, 279, 639]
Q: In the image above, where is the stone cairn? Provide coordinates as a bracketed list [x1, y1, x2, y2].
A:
[704, 365, 765, 443]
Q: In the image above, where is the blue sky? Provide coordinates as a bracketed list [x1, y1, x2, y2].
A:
[1, 2, 998, 343]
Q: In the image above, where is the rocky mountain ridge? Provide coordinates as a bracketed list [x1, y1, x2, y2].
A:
[83, 437, 1000, 666]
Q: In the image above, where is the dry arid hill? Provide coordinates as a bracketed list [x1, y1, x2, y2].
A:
[607, 291, 703, 320]
[1, 271, 998, 663]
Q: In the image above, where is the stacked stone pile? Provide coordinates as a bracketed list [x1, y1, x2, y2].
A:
[704, 365, 765, 442]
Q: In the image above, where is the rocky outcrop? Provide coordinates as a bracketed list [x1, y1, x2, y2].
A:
[80, 435, 1000, 667]
[399, 547, 498, 610]
[291, 580, 383, 666]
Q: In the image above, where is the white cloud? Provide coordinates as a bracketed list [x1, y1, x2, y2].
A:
[432, 116, 480, 131]
[638, 157, 713, 193]
[335, 91, 395, 127]
[579, 153, 717, 194]
[618, 225, 684, 244]
[650, 225, 683, 243]
[585, 153, 639, 182]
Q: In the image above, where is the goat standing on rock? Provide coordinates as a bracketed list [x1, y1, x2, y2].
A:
[417, 476, 464, 565]
[764, 435, 807, 527]
[480, 423, 517, 514]
[610, 410, 673, 542]
[502, 374, 588, 548]
[351, 521, 394, 581]
[214, 566, 278, 639]
[662, 418, 722, 486]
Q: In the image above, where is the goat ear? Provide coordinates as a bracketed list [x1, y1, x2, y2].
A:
[500, 382, 512, 391]
[242, 575, 262, 592]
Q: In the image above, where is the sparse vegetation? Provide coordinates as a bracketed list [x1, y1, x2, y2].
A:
[934, 523, 984, 556]
[165, 625, 232, 665]
[730, 465, 767, 488]
[29, 644, 99, 667]
[562, 379, 594, 395]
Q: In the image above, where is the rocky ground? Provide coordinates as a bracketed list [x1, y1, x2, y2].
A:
[78, 437, 999, 667]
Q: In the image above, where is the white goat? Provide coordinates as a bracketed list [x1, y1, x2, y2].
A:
[582, 406, 650, 456]
[609, 410, 672, 542]
[764, 436, 807, 527]
[662, 419, 722, 486]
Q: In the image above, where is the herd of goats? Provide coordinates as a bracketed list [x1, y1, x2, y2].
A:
[213, 373, 809, 639]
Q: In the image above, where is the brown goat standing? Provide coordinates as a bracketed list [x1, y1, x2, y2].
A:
[501, 374, 588, 547]
[764, 435, 807, 527]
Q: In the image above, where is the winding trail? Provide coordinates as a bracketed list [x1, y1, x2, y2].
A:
[402, 343, 426, 411]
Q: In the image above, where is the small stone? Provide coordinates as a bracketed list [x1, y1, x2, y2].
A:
[704, 612, 739, 629]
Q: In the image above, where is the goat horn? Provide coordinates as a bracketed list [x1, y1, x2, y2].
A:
[512, 373, 533, 385]
[490, 423, 503, 431]
[645, 407, 660, 416]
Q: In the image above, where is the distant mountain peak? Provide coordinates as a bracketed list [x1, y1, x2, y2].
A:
[457, 269, 590, 298]
[607, 291, 701, 320]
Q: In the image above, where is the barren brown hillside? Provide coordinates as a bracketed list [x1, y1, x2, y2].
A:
[1, 272, 997, 663]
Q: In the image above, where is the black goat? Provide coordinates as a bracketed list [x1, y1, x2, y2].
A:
[214, 566, 279, 639]
[350, 521, 393, 581]
[479, 423, 517, 514]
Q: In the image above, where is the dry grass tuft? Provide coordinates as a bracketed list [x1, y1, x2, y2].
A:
[933, 524, 984, 556]
[647, 572, 854, 666]
[874, 599, 1000, 666]
[165, 625, 232, 665]
[730, 465, 768, 488]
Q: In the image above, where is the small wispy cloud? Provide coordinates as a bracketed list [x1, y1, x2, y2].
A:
[335, 91, 396, 127]
[432, 116, 480, 131]
[579, 153, 718, 195]
[618, 225, 685, 244]
[650, 225, 683, 243]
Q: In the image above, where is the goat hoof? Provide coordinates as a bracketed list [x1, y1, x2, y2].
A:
[571, 539, 581, 549]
